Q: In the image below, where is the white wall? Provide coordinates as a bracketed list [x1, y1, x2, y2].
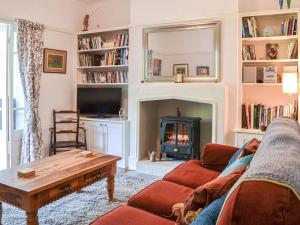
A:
[86, 0, 131, 30]
[0, 0, 85, 161]
[239, 0, 300, 12]
[128, 0, 239, 169]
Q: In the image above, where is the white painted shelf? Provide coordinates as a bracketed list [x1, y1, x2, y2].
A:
[77, 83, 128, 87]
[242, 83, 282, 86]
[242, 35, 298, 42]
[242, 59, 298, 63]
[234, 128, 265, 135]
[78, 46, 129, 53]
[77, 65, 128, 70]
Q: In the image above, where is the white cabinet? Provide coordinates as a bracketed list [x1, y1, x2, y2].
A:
[234, 129, 264, 147]
[80, 118, 129, 168]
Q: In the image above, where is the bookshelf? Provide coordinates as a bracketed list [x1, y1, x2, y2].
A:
[236, 9, 300, 139]
[76, 27, 129, 86]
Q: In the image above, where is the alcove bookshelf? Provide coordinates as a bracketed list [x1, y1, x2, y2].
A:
[76, 26, 129, 87]
[236, 9, 300, 136]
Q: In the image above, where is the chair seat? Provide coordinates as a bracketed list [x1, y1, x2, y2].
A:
[128, 180, 193, 220]
[163, 160, 220, 189]
[91, 205, 174, 225]
[51, 141, 86, 148]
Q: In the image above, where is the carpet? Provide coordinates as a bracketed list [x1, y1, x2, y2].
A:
[1, 173, 158, 225]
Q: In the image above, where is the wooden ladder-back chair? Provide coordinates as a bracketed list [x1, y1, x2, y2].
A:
[49, 110, 87, 155]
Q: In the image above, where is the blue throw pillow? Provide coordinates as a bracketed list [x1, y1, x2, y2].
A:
[220, 154, 254, 177]
[226, 143, 247, 167]
[191, 194, 227, 225]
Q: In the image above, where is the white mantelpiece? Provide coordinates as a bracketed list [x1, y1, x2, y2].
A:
[128, 83, 229, 170]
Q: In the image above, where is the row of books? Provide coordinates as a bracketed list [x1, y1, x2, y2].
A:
[242, 45, 256, 60]
[242, 17, 258, 38]
[82, 71, 128, 84]
[287, 40, 298, 59]
[78, 36, 102, 50]
[241, 102, 298, 130]
[78, 33, 129, 50]
[79, 49, 129, 67]
[280, 17, 297, 36]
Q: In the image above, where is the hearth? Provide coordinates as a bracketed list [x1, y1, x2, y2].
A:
[160, 116, 201, 160]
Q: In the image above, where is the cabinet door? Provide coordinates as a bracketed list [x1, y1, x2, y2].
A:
[106, 123, 123, 157]
[89, 123, 107, 153]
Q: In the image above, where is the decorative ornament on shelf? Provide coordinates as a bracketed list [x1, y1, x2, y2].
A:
[287, 0, 292, 8]
[266, 43, 279, 60]
[82, 14, 89, 31]
[279, 0, 284, 9]
[263, 26, 275, 37]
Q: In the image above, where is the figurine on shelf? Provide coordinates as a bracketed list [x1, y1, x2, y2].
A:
[279, 0, 284, 9]
[177, 107, 181, 117]
[82, 14, 89, 31]
[266, 43, 279, 60]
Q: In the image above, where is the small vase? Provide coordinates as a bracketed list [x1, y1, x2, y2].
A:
[287, 0, 291, 8]
[279, 0, 284, 9]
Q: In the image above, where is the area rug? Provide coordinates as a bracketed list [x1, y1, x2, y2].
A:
[1, 173, 158, 225]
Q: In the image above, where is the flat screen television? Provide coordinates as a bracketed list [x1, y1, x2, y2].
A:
[77, 87, 122, 116]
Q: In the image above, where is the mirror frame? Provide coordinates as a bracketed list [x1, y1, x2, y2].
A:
[143, 20, 221, 82]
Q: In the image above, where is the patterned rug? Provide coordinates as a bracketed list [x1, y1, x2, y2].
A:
[1, 173, 158, 225]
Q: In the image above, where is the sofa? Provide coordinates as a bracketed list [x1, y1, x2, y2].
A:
[91, 119, 300, 225]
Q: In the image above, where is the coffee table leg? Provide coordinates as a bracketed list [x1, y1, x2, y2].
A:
[26, 210, 38, 225]
[107, 175, 115, 201]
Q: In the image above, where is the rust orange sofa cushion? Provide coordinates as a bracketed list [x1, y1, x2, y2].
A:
[201, 144, 239, 172]
[217, 181, 300, 225]
[90, 205, 174, 225]
[163, 160, 220, 189]
[128, 180, 193, 220]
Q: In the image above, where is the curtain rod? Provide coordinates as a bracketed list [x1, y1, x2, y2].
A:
[0, 16, 74, 35]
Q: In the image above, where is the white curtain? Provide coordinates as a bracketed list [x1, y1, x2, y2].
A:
[17, 19, 44, 163]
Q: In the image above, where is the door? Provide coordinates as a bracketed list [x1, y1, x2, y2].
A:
[88, 122, 107, 153]
[107, 122, 123, 157]
[0, 21, 24, 170]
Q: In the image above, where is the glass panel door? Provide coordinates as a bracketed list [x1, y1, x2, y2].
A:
[0, 21, 24, 170]
[0, 22, 8, 170]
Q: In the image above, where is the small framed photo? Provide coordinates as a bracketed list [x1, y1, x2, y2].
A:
[43, 48, 67, 74]
[196, 66, 209, 76]
[173, 64, 189, 76]
[153, 58, 162, 76]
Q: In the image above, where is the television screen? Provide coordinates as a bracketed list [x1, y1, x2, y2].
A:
[77, 88, 122, 115]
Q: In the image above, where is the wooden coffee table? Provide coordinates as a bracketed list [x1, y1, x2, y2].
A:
[0, 149, 120, 225]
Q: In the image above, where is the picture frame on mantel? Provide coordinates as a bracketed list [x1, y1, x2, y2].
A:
[43, 48, 67, 74]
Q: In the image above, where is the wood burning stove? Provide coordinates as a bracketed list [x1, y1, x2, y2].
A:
[160, 116, 201, 160]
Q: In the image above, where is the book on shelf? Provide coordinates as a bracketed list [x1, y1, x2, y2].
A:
[242, 45, 256, 60]
[82, 71, 128, 84]
[114, 33, 129, 47]
[79, 49, 128, 67]
[242, 17, 258, 38]
[287, 40, 298, 59]
[242, 102, 298, 130]
[280, 17, 297, 36]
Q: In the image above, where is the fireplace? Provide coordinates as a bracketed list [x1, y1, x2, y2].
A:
[160, 116, 201, 160]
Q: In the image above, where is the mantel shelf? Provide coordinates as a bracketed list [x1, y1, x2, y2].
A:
[242, 35, 298, 42]
[78, 46, 129, 53]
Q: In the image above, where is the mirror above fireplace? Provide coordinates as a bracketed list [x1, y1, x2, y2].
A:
[143, 20, 221, 82]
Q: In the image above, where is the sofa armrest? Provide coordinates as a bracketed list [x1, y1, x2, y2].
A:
[201, 144, 239, 172]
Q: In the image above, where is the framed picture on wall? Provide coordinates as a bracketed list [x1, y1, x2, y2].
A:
[43, 48, 67, 74]
[173, 64, 189, 76]
[196, 66, 209, 76]
[153, 58, 162, 76]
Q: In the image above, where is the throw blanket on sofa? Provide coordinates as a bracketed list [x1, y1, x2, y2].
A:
[228, 118, 300, 202]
